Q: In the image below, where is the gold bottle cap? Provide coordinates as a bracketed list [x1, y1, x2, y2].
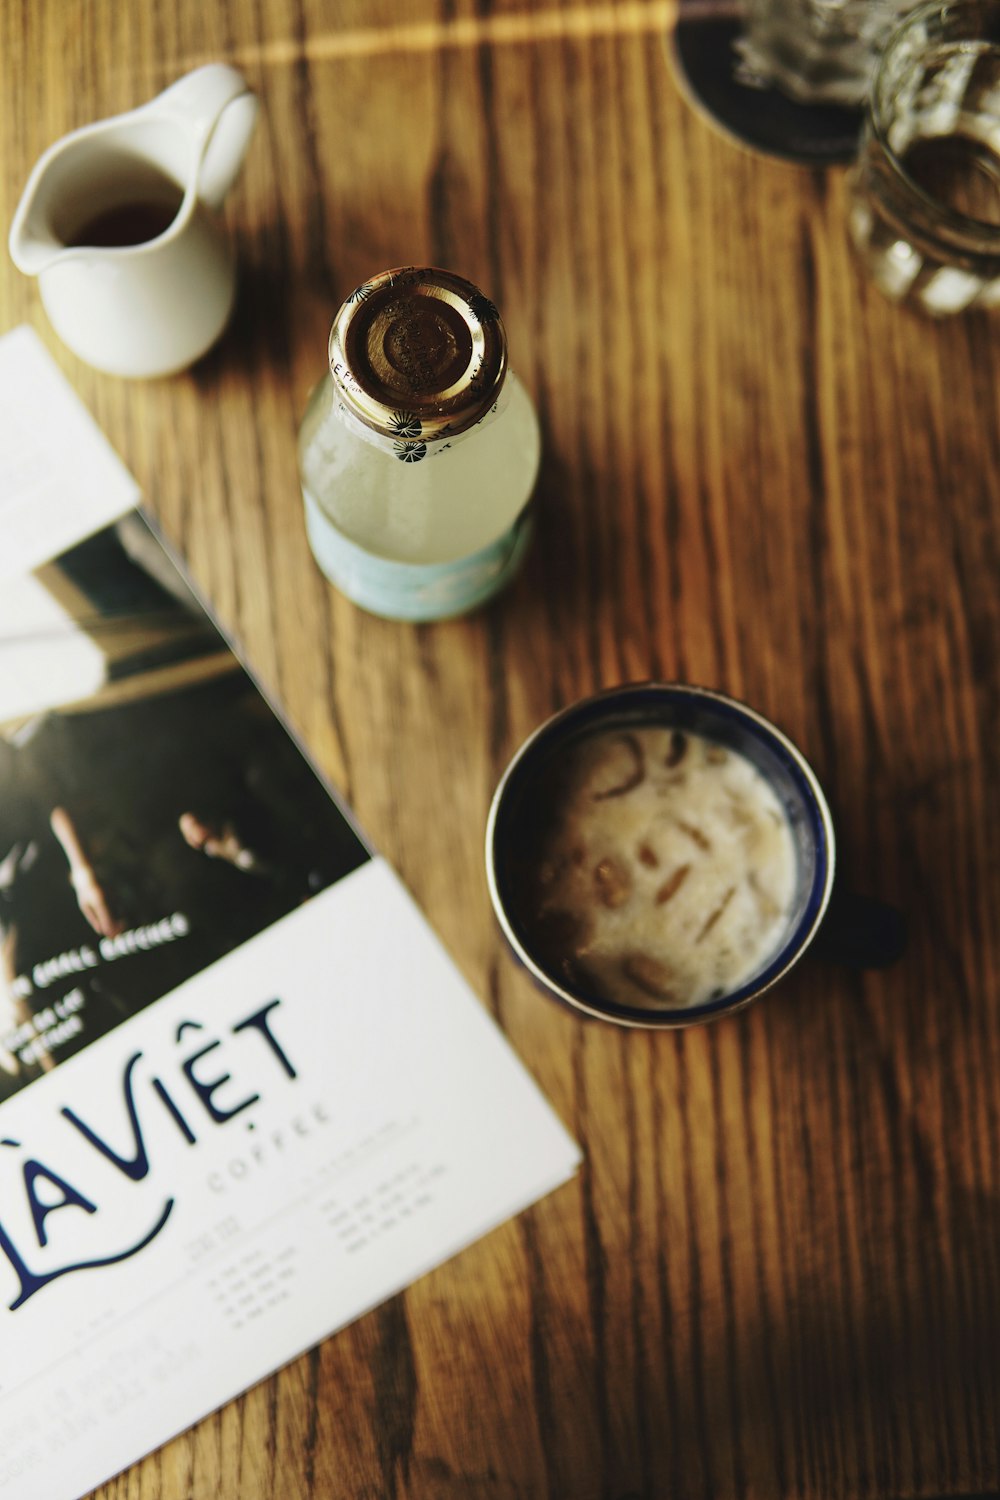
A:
[328, 267, 508, 450]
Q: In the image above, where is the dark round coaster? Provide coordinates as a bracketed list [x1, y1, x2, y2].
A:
[666, 6, 864, 166]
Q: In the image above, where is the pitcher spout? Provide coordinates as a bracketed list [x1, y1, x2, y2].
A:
[8, 111, 185, 277]
[8, 231, 63, 279]
[8, 137, 82, 277]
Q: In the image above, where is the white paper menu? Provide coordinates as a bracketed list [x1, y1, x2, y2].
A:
[0, 327, 581, 1500]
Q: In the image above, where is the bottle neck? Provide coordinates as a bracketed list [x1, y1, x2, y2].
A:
[329, 376, 509, 465]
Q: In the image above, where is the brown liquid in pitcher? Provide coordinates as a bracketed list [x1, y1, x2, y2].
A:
[68, 198, 181, 248]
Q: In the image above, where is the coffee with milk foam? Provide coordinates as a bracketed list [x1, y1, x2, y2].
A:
[527, 726, 798, 1010]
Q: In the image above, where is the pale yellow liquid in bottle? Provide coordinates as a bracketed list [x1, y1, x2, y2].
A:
[298, 372, 541, 567]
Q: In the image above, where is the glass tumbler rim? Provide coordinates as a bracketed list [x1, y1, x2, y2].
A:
[869, 0, 1000, 247]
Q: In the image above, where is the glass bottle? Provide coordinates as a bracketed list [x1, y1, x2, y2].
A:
[298, 266, 541, 622]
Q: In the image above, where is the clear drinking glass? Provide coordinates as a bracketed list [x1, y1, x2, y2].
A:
[736, 0, 921, 105]
[847, 0, 1000, 314]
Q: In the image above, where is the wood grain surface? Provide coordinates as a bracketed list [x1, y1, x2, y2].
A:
[2, 2, 999, 1497]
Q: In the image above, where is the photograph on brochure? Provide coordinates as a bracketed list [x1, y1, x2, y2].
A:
[1, 515, 369, 1098]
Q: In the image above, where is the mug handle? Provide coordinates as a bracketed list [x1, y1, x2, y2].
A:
[810, 885, 907, 969]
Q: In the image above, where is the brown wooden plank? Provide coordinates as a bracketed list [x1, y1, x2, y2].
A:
[1, 1, 998, 1496]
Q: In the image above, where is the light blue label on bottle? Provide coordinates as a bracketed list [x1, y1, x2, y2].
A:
[304, 492, 533, 622]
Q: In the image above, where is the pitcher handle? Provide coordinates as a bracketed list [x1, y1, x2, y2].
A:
[152, 63, 259, 210]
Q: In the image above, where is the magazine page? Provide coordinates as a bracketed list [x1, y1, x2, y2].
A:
[0, 328, 581, 1500]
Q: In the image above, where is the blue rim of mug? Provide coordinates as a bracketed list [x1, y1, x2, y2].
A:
[485, 683, 837, 1029]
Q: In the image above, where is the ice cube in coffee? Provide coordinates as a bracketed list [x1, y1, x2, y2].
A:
[524, 725, 797, 1010]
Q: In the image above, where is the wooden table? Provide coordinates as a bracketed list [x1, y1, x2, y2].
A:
[2, 2, 999, 1496]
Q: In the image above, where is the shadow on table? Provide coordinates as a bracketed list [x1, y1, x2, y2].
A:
[639, 1182, 1000, 1498]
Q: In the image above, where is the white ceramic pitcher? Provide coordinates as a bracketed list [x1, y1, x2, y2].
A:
[8, 64, 258, 378]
